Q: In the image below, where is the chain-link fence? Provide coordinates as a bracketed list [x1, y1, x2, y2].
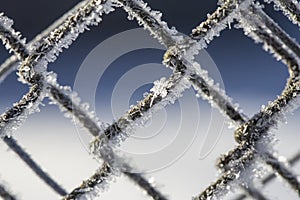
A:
[0, 0, 300, 199]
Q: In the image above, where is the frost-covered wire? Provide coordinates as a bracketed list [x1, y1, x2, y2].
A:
[50, 78, 171, 199]
[0, 13, 44, 137]
[193, 152, 255, 200]
[234, 3, 300, 154]
[0, 5, 168, 199]
[0, 18, 64, 194]
[0, 0, 116, 138]
[48, 75, 171, 199]
[217, 144, 300, 198]
[63, 162, 115, 200]
[113, 1, 300, 199]
[0, 17, 67, 195]
[81, 73, 189, 199]
[234, 150, 300, 200]
[0, 1, 87, 82]
[266, 0, 300, 28]
[125, 172, 168, 200]
[90, 72, 189, 154]
[0, 1, 119, 197]
[3, 136, 67, 196]
[116, 0, 247, 125]
[65, 161, 168, 200]
[0, 182, 16, 200]
[0, 6, 109, 194]
[0, 81, 45, 137]
[48, 83, 101, 137]
[18, 0, 116, 84]
[207, 2, 300, 198]
[0, 13, 28, 59]
[55, 73, 179, 200]
[191, 0, 251, 44]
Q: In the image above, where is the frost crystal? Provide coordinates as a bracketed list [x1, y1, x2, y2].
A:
[0, 13, 27, 59]
[266, 0, 300, 27]
[1, 0, 300, 199]
[90, 73, 191, 162]
[0, 0, 116, 138]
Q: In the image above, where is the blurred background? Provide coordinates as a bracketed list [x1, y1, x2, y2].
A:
[0, 0, 299, 199]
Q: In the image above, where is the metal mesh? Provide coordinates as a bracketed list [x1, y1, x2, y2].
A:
[0, 0, 300, 199]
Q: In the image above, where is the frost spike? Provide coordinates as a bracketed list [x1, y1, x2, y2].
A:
[0, 0, 88, 82]
[268, 0, 300, 27]
[116, 0, 247, 125]
[63, 162, 114, 200]
[191, 0, 251, 43]
[49, 85, 101, 137]
[3, 136, 67, 196]
[234, 151, 300, 200]
[116, 1, 299, 198]
[210, 1, 300, 197]
[18, 0, 115, 84]
[193, 152, 255, 200]
[0, 19, 66, 194]
[0, 81, 44, 137]
[234, 4, 300, 145]
[90, 72, 190, 159]
[0, 0, 115, 137]
[0, 13, 28, 59]
[0, 6, 167, 199]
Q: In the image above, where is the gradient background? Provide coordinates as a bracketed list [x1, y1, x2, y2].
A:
[0, 0, 299, 199]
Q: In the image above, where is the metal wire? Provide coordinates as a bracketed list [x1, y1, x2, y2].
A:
[0, 0, 300, 199]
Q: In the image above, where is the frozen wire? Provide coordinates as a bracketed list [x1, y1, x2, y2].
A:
[117, 0, 247, 125]
[191, 0, 251, 44]
[234, 150, 300, 200]
[206, 1, 300, 198]
[116, 0, 300, 199]
[0, 0, 298, 200]
[50, 78, 170, 199]
[0, 7, 167, 200]
[0, 13, 28, 59]
[65, 161, 169, 200]
[90, 73, 190, 160]
[267, 0, 300, 27]
[0, 0, 87, 82]
[63, 162, 115, 200]
[0, 0, 115, 138]
[0, 13, 45, 137]
[193, 152, 255, 200]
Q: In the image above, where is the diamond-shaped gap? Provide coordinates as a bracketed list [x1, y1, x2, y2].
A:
[0, 104, 100, 199]
[259, 0, 300, 42]
[206, 24, 289, 116]
[200, 4, 300, 199]
[47, 4, 143, 88]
